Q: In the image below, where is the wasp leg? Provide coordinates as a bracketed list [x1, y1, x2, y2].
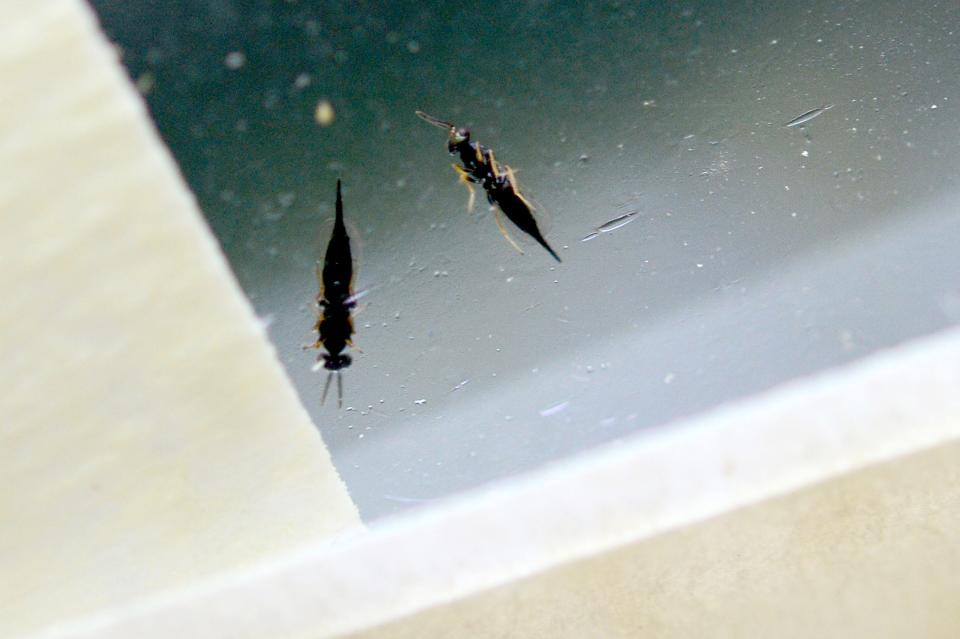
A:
[487, 149, 501, 178]
[494, 206, 524, 255]
[452, 164, 476, 212]
[337, 373, 344, 409]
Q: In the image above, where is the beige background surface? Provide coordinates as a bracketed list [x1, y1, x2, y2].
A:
[0, 2, 359, 636]
[351, 439, 960, 638]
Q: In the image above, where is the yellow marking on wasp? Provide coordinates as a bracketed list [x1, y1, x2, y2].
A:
[474, 144, 483, 163]
[494, 207, 524, 255]
[314, 261, 324, 295]
[505, 165, 534, 211]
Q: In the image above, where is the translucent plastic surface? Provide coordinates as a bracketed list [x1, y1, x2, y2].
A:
[95, 0, 960, 518]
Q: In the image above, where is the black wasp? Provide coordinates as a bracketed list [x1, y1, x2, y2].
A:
[416, 110, 561, 262]
[309, 179, 356, 407]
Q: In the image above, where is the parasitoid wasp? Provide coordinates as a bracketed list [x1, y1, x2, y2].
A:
[416, 110, 562, 262]
[308, 179, 357, 407]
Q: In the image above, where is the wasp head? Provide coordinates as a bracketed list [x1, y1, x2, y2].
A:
[449, 127, 470, 146]
[323, 353, 352, 370]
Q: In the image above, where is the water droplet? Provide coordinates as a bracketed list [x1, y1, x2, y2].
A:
[315, 99, 335, 127]
[135, 72, 155, 95]
[278, 192, 296, 208]
[224, 51, 246, 70]
[294, 73, 312, 89]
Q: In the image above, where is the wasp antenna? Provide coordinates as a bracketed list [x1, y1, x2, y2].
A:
[416, 110, 455, 130]
[337, 373, 344, 409]
[321, 371, 334, 406]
